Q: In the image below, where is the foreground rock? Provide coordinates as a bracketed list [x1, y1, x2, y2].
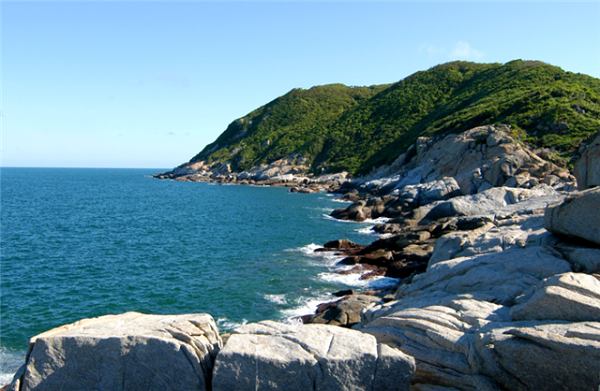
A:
[212, 320, 415, 391]
[545, 186, 600, 246]
[8, 312, 222, 391]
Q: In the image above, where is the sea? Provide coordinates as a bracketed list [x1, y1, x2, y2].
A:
[0, 167, 395, 384]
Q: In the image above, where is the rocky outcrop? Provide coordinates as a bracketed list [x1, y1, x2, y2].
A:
[545, 186, 600, 246]
[154, 154, 351, 192]
[330, 126, 576, 223]
[7, 312, 222, 391]
[212, 321, 415, 391]
[305, 152, 600, 389]
[573, 133, 600, 190]
[356, 126, 573, 195]
[357, 238, 600, 390]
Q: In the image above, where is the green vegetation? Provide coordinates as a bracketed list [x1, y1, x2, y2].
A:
[190, 60, 600, 175]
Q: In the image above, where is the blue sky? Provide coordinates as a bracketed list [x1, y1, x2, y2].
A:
[2, 1, 600, 169]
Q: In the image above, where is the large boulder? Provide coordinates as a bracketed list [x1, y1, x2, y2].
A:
[545, 187, 600, 246]
[212, 320, 415, 391]
[8, 312, 222, 391]
[359, 247, 600, 390]
[475, 321, 600, 391]
[428, 214, 557, 267]
[510, 272, 600, 322]
[573, 134, 600, 190]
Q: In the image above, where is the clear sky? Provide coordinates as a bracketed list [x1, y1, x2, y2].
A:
[2, 1, 599, 169]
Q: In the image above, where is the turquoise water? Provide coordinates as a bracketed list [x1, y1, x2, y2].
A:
[0, 167, 394, 383]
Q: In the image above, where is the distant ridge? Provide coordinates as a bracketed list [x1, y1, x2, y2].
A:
[187, 60, 600, 175]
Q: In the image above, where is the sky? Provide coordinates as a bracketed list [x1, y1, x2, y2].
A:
[2, 1, 600, 169]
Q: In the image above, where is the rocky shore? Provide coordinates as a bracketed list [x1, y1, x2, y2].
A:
[153, 153, 352, 193]
[7, 127, 600, 390]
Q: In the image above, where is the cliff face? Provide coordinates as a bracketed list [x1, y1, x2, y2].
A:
[167, 60, 600, 178]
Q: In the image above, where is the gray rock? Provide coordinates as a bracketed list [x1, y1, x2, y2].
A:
[556, 246, 600, 273]
[8, 312, 222, 391]
[545, 186, 600, 245]
[573, 134, 600, 190]
[421, 178, 462, 204]
[429, 213, 561, 267]
[404, 246, 571, 308]
[475, 321, 600, 391]
[212, 321, 414, 391]
[373, 344, 416, 391]
[510, 272, 600, 322]
[362, 298, 509, 391]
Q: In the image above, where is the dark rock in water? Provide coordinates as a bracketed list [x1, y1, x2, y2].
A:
[357, 250, 394, 266]
[339, 256, 361, 265]
[394, 231, 431, 249]
[395, 243, 435, 262]
[301, 294, 382, 327]
[289, 187, 318, 193]
[333, 289, 356, 297]
[386, 260, 428, 279]
[330, 200, 369, 221]
[322, 239, 361, 250]
[337, 264, 388, 278]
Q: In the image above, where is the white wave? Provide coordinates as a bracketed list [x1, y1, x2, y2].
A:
[0, 349, 25, 386]
[321, 214, 355, 223]
[356, 226, 392, 238]
[216, 317, 248, 332]
[264, 294, 287, 305]
[318, 272, 399, 289]
[286, 243, 344, 264]
[280, 296, 333, 319]
[322, 214, 390, 225]
[331, 198, 353, 203]
[356, 226, 376, 235]
[361, 217, 391, 224]
[312, 207, 335, 213]
[289, 243, 322, 254]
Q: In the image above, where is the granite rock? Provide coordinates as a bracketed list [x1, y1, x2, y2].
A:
[212, 321, 415, 391]
[545, 186, 600, 245]
[7, 312, 222, 391]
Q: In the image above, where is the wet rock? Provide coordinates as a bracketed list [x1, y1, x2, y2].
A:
[322, 239, 362, 250]
[302, 295, 383, 327]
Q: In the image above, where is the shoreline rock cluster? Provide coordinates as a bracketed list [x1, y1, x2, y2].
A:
[153, 153, 352, 193]
[7, 127, 600, 390]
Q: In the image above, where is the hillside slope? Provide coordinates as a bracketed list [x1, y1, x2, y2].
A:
[186, 60, 600, 176]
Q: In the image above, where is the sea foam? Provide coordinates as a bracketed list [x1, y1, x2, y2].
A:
[0, 348, 24, 387]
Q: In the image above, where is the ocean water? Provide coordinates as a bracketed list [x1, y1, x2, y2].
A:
[0, 167, 395, 384]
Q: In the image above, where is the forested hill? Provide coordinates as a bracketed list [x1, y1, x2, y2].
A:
[189, 60, 600, 175]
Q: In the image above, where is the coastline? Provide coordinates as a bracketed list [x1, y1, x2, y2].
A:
[6, 128, 600, 390]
